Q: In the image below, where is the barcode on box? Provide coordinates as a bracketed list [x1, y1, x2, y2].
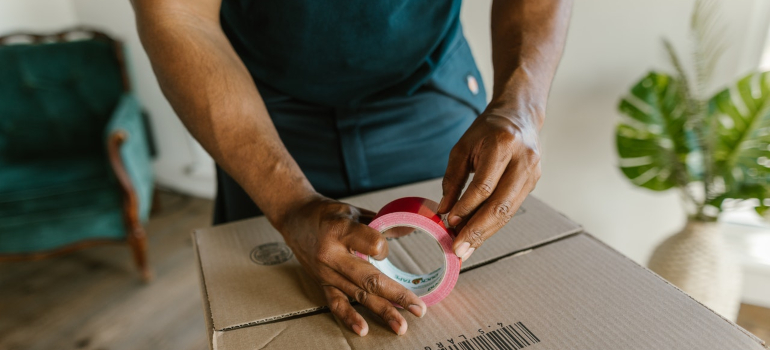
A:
[424, 322, 540, 350]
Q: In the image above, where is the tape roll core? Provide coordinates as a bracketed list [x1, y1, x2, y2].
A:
[356, 197, 461, 306]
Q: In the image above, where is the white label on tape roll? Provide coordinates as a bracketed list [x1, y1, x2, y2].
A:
[370, 257, 444, 295]
[369, 224, 446, 296]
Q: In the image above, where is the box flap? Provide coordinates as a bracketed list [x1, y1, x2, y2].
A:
[194, 179, 581, 331]
[211, 233, 766, 350]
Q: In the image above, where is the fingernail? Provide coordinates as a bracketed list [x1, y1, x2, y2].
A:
[461, 247, 475, 262]
[408, 304, 426, 318]
[438, 197, 445, 211]
[389, 320, 406, 335]
[448, 215, 461, 227]
[455, 242, 470, 258]
[352, 324, 365, 336]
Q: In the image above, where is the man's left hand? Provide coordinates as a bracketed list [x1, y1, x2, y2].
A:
[437, 109, 542, 262]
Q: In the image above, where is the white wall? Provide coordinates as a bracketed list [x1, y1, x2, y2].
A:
[0, 0, 78, 34]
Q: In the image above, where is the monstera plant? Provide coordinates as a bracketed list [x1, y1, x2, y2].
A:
[617, 72, 770, 219]
[616, 0, 768, 320]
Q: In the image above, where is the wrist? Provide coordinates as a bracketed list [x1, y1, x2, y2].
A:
[483, 101, 545, 133]
[269, 190, 325, 234]
[488, 68, 548, 130]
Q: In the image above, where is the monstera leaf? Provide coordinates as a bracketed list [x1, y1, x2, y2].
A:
[708, 71, 770, 205]
[616, 72, 697, 191]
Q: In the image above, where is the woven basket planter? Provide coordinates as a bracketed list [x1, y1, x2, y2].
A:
[648, 220, 742, 321]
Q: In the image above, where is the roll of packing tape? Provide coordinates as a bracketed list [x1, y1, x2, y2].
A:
[355, 197, 460, 306]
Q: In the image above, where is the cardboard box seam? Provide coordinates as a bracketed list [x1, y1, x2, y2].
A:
[582, 232, 768, 348]
[221, 307, 329, 332]
[460, 226, 583, 274]
[192, 230, 218, 348]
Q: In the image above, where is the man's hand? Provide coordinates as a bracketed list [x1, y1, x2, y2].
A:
[437, 0, 571, 261]
[280, 196, 427, 336]
[437, 111, 542, 261]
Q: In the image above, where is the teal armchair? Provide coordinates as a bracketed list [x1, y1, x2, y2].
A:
[0, 29, 155, 280]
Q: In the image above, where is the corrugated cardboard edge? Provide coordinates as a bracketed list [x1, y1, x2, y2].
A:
[222, 307, 329, 331]
[582, 232, 768, 349]
[193, 230, 222, 350]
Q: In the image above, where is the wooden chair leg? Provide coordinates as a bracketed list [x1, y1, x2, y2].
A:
[108, 131, 153, 282]
[127, 224, 152, 282]
[150, 187, 162, 216]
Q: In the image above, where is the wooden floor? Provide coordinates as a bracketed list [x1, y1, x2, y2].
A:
[1, 191, 768, 350]
[0, 191, 212, 350]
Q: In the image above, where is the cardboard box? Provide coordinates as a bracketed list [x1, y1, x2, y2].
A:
[193, 179, 767, 350]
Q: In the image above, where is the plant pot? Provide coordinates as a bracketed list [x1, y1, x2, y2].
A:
[648, 220, 742, 321]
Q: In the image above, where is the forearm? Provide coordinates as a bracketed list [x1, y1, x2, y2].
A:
[132, 2, 316, 229]
[489, 0, 573, 129]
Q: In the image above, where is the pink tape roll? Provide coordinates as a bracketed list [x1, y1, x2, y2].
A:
[356, 197, 461, 307]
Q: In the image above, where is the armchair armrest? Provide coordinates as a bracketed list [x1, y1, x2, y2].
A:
[105, 93, 155, 223]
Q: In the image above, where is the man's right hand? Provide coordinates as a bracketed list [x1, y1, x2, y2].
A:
[280, 196, 427, 336]
[132, 0, 426, 336]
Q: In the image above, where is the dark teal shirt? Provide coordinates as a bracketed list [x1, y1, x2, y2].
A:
[220, 0, 463, 106]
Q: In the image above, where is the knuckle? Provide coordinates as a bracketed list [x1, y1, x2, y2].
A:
[361, 273, 383, 294]
[466, 228, 485, 247]
[323, 218, 346, 237]
[496, 130, 517, 147]
[450, 142, 466, 157]
[329, 202, 348, 214]
[379, 307, 393, 321]
[524, 147, 541, 165]
[492, 201, 514, 222]
[472, 180, 494, 198]
[441, 176, 454, 192]
[354, 288, 369, 305]
[454, 200, 474, 217]
[329, 297, 346, 315]
[326, 203, 356, 220]
[393, 293, 410, 308]
[532, 166, 542, 183]
[369, 237, 386, 257]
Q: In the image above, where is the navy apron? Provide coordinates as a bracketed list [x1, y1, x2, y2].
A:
[214, 1, 486, 224]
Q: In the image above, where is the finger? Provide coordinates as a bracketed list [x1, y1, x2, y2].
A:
[452, 204, 480, 234]
[454, 164, 532, 258]
[341, 222, 388, 260]
[323, 285, 368, 336]
[331, 254, 427, 318]
[359, 291, 409, 335]
[325, 271, 410, 335]
[438, 145, 471, 215]
[447, 145, 512, 227]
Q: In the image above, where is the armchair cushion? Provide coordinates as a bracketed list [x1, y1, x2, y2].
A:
[0, 156, 125, 253]
[0, 156, 111, 202]
[0, 40, 124, 161]
[0, 187, 124, 253]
